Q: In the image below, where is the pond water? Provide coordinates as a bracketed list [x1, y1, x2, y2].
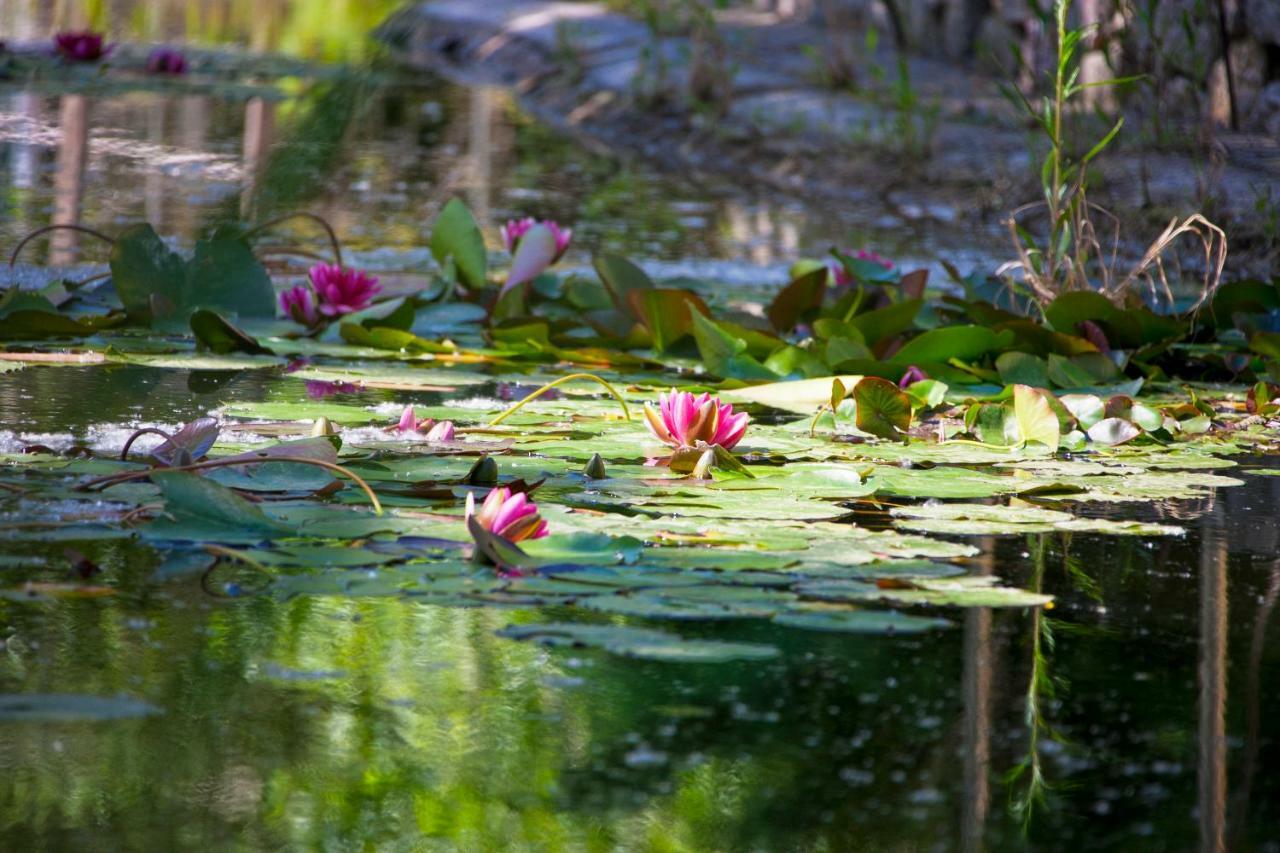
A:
[1, 364, 1279, 849]
[2, 5, 1280, 852]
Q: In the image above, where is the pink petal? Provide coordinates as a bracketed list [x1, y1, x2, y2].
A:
[477, 487, 510, 528]
[490, 492, 530, 535]
[425, 420, 455, 442]
[396, 406, 417, 432]
[715, 412, 750, 449]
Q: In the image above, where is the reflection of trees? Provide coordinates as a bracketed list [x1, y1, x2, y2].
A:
[1228, 561, 1280, 850]
[50, 95, 89, 266]
[1197, 513, 1227, 853]
[32, 0, 403, 63]
[962, 537, 996, 853]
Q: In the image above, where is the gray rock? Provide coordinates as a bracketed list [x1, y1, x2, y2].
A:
[1250, 82, 1280, 137]
[1206, 38, 1267, 127]
[1245, 0, 1280, 45]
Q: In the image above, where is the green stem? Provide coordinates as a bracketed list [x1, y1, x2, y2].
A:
[9, 224, 116, 268]
[244, 212, 343, 268]
[487, 373, 632, 426]
[78, 455, 383, 515]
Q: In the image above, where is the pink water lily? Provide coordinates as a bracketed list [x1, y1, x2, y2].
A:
[899, 365, 928, 388]
[309, 263, 381, 317]
[146, 47, 187, 75]
[393, 406, 455, 441]
[305, 380, 361, 400]
[644, 390, 749, 451]
[501, 217, 572, 263]
[54, 31, 110, 62]
[279, 285, 320, 327]
[829, 249, 895, 287]
[466, 487, 548, 542]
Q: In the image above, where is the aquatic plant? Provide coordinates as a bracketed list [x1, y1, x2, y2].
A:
[309, 263, 381, 317]
[54, 32, 109, 63]
[465, 487, 548, 543]
[393, 406, 455, 441]
[643, 391, 749, 451]
[501, 217, 572, 263]
[898, 365, 927, 388]
[146, 48, 188, 75]
[1000, 0, 1225, 307]
[279, 285, 320, 327]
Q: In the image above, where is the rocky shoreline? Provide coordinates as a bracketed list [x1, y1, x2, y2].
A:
[379, 0, 1279, 277]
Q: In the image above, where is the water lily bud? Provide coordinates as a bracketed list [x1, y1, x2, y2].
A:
[691, 447, 717, 479]
[582, 453, 606, 480]
[465, 455, 499, 486]
[310, 416, 337, 437]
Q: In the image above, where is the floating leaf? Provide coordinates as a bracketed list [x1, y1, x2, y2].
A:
[1013, 384, 1060, 451]
[144, 471, 291, 542]
[852, 376, 912, 440]
[1087, 417, 1141, 446]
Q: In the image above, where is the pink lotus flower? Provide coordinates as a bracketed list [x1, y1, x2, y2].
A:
[279, 285, 320, 327]
[308, 263, 381, 317]
[466, 487, 548, 542]
[393, 406, 455, 441]
[54, 31, 109, 62]
[829, 249, 895, 287]
[500, 217, 572, 263]
[643, 391, 749, 451]
[146, 48, 187, 75]
[898, 365, 928, 388]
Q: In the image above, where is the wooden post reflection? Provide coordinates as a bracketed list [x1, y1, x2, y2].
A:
[468, 86, 495, 228]
[1227, 562, 1279, 848]
[962, 536, 996, 853]
[241, 97, 275, 220]
[1197, 516, 1227, 853]
[176, 95, 209, 240]
[145, 99, 167, 226]
[50, 95, 89, 266]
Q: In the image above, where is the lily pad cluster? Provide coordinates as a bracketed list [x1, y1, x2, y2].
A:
[3, 198, 1279, 664]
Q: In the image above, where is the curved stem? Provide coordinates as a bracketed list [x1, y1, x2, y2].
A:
[9, 224, 116, 268]
[255, 245, 333, 264]
[201, 545, 273, 599]
[67, 270, 113, 289]
[487, 373, 632, 426]
[810, 405, 830, 437]
[119, 427, 175, 461]
[939, 438, 1018, 450]
[203, 544, 271, 574]
[244, 213, 343, 268]
[78, 455, 383, 514]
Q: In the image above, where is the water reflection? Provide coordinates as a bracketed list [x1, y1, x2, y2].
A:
[1198, 514, 1227, 853]
[1, 366, 1279, 848]
[50, 95, 89, 265]
[2, 15, 998, 280]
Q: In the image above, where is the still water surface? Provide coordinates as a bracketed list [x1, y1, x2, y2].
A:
[1, 4, 1279, 851]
